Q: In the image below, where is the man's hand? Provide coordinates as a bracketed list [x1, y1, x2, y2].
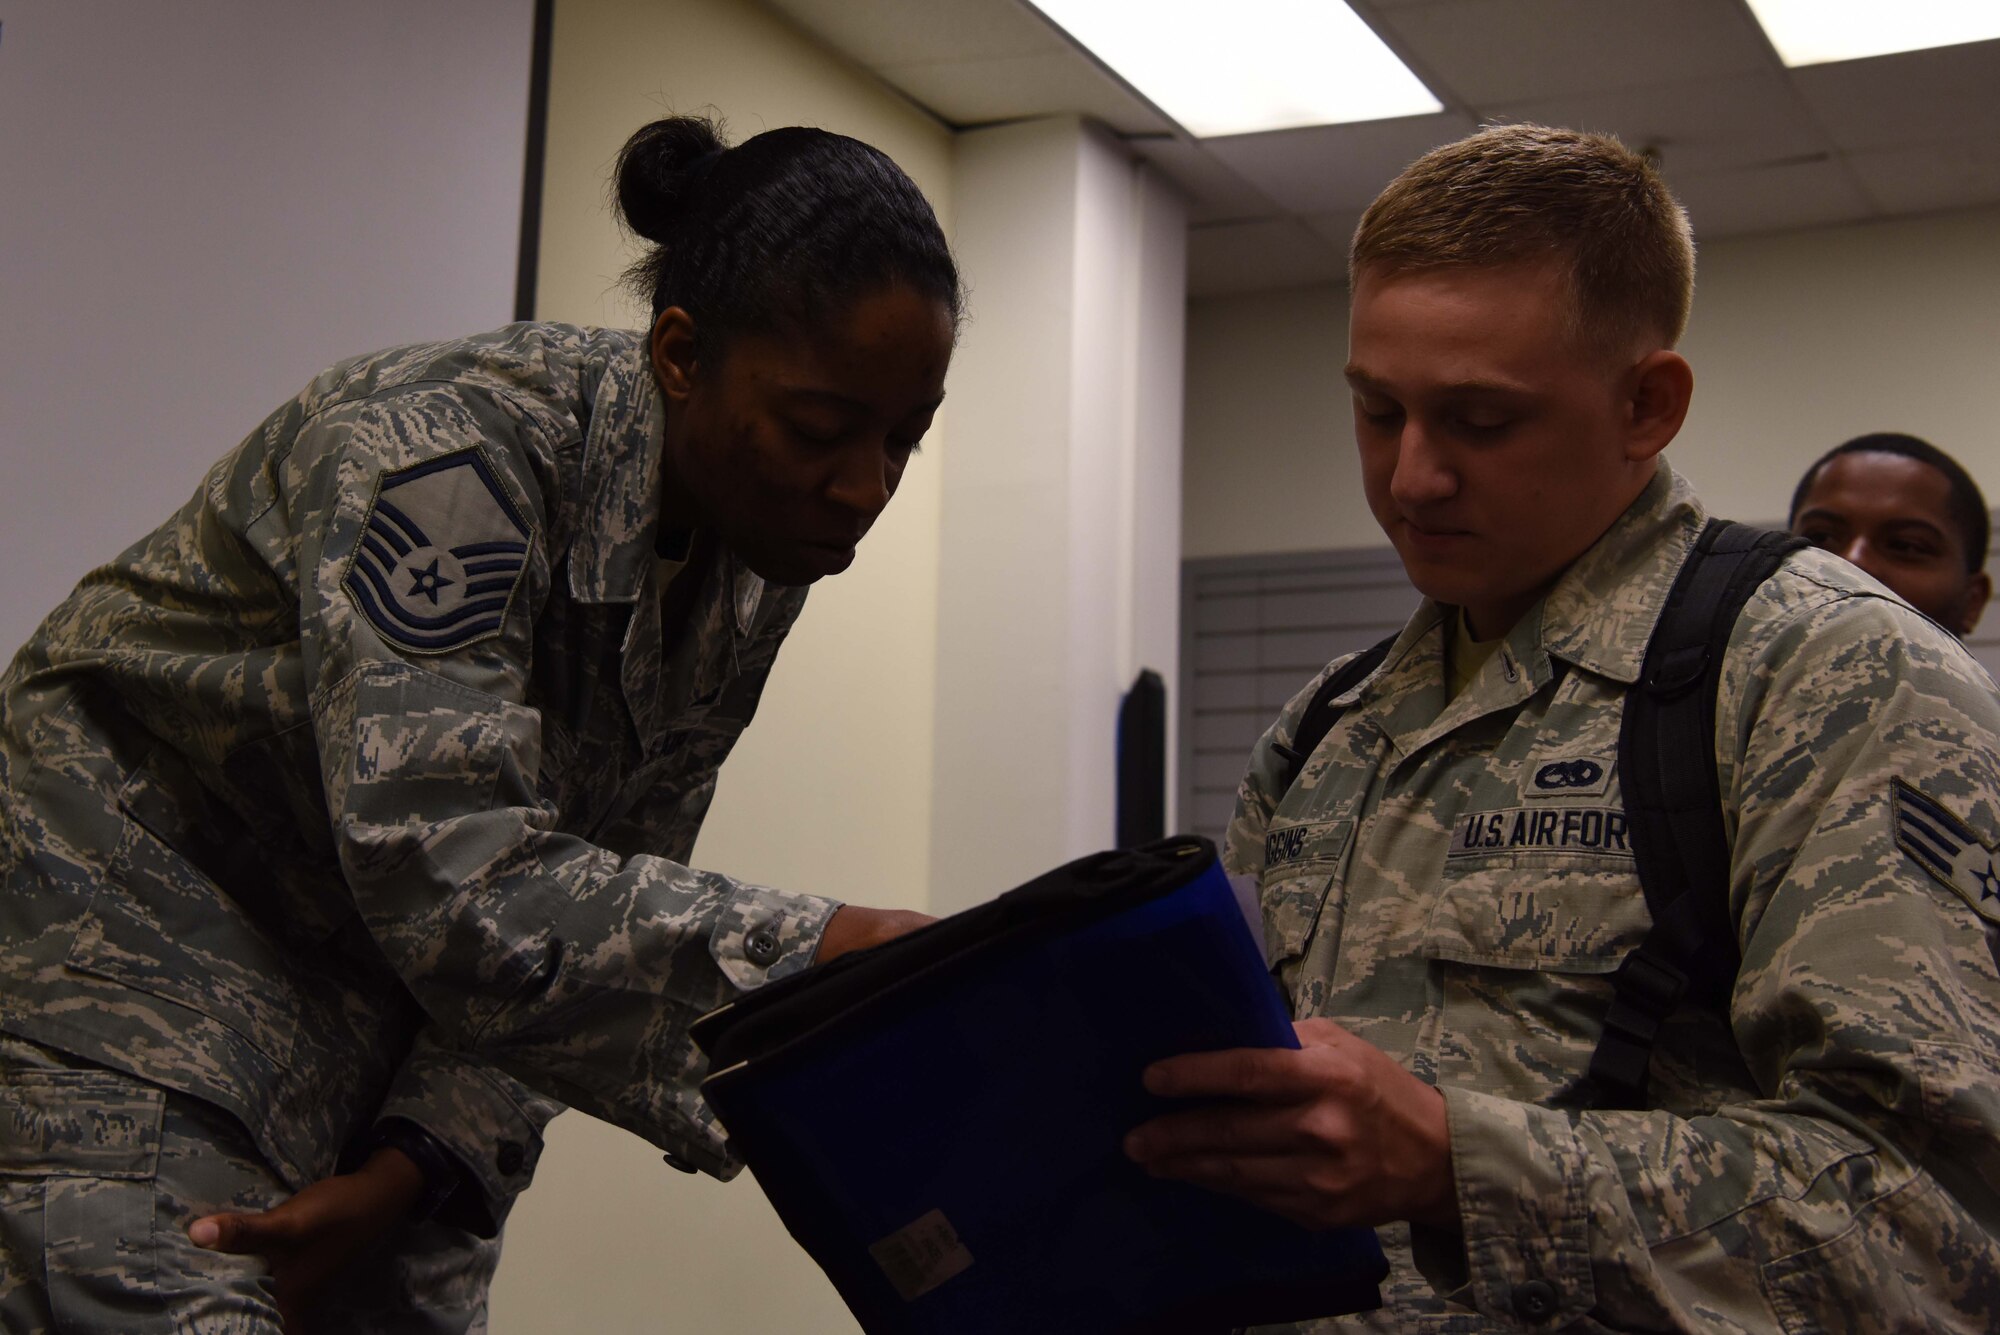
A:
[189, 1147, 424, 1332]
[1123, 1017, 1459, 1232]
[815, 905, 934, 963]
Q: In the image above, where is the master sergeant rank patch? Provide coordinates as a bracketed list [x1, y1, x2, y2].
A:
[341, 447, 533, 655]
[1893, 778, 2000, 926]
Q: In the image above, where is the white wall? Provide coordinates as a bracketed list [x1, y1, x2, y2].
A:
[0, 0, 533, 649]
[929, 117, 1188, 913]
[494, 2, 955, 1330]
[1129, 169, 1193, 820]
[1182, 204, 2000, 559]
[1674, 207, 2000, 515]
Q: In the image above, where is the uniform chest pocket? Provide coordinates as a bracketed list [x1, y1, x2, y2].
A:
[1259, 817, 1355, 969]
[1425, 827, 1649, 973]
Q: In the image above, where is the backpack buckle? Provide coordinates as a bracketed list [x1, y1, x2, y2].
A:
[1644, 644, 1709, 697]
[1614, 949, 1688, 1018]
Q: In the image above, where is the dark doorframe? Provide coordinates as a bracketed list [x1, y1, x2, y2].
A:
[513, 0, 556, 321]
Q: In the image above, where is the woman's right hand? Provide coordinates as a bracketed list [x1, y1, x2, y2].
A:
[189, 1147, 425, 1333]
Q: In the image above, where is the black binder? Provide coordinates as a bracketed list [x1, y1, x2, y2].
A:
[692, 836, 1387, 1334]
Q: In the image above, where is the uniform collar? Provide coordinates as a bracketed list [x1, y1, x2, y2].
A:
[566, 338, 664, 608]
[1536, 461, 1706, 686]
[564, 337, 765, 638]
[1338, 461, 1705, 759]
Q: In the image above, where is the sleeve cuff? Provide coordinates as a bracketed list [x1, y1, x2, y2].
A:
[1417, 1086, 1597, 1328]
[375, 1058, 564, 1238]
[340, 1117, 468, 1221]
[708, 885, 840, 992]
[657, 886, 838, 1181]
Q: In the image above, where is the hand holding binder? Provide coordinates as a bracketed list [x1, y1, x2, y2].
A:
[691, 836, 1388, 1335]
[817, 904, 937, 962]
[1127, 1015, 1459, 1233]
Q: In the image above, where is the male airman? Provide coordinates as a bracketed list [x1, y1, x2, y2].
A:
[1129, 124, 2000, 1332]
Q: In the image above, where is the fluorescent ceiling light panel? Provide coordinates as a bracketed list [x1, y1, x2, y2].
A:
[1745, 0, 2000, 67]
[1029, 0, 1440, 137]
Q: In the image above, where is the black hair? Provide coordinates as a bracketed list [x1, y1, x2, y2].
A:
[614, 115, 962, 358]
[1790, 432, 1990, 571]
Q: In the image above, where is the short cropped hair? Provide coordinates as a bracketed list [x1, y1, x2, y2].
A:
[1350, 123, 1696, 353]
[1790, 433, 1991, 572]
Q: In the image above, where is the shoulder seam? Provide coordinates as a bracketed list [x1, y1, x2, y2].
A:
[246, 379, 572, 534]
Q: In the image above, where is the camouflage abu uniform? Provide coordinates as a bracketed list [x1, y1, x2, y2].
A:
[0, 323, 836, 1322]
[1230, 465, 2000, 1332]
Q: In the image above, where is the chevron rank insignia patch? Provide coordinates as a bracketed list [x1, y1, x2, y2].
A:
[342, 448, 533, 655]
[1893, 779, 2000, 926]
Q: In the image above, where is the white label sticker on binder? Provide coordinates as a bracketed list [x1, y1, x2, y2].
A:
[869, 1209, 973, 1301]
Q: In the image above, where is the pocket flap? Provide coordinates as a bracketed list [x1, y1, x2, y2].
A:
[1426, 853, 1650, 972]
[0, 1071, 163, 1179]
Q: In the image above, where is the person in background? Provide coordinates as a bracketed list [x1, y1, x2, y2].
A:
[0, 116, 949, 1332]
[1789, 431, 1991, 637]
[1125, 124, 2000, 1331]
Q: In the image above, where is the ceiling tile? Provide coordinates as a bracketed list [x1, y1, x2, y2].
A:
[881, 50, 1173, 134]
[1203, 112, 1475, 215]
[1791, 40, 2000, 153]
[1669, 156, 1874, 240]
[1375, 0, 1774, 106]
[763, 0, 1063, 71]
[1846, 142, 2000, 217]
[771, 0, 1991, 300]
[1188, 217, 1346, 298]
[1489, 71, 1832, 176]
[1128, 136, 1278, 226]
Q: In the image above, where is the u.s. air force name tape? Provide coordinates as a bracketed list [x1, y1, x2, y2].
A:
[342, 447, 533, 655]
[1449, 805, 1633, 857]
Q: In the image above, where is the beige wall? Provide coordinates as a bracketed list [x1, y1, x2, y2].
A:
[1182, 281, 1364, 558]
[1182, 204, 2000, 559]
[494, 2, 951, 1329]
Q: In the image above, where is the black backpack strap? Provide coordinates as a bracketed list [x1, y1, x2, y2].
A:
[1585, 519, 1806, 1109]
[1273, 634, 1397, 796]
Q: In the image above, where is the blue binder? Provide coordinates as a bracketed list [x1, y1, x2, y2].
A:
[692, 837, 1387, 1334]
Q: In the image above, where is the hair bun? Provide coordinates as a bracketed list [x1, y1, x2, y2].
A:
[615, 116, 728, 245]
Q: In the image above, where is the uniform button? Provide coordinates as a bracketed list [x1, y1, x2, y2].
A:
[496, 1140, 526, 1175]
[1510, 1279, 1558, 1323]
[744, 925, 783, 966]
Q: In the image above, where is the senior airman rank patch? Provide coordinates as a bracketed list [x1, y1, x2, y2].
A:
[1893, 779, 2000, 925]
[342, 447, 533, 655]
